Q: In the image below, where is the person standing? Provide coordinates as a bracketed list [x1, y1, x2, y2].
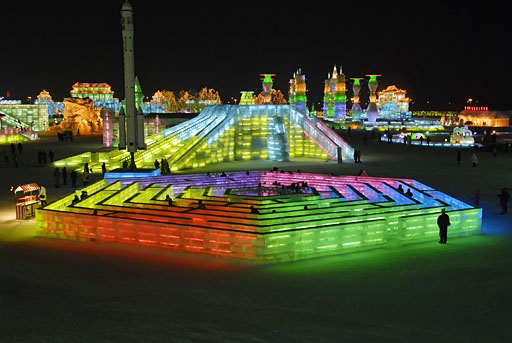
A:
[165, 194, 173, 206]
[39, 184, 47, 207]
[17, 142, 23, 156]
[49, 150, 54, 162]
[456, 150, 461, 165]
[53, 167, 60, 188]
[102, 162, 107, 178]
[471, 152, 478, 167]
[82, 169, 89, 186]
[498, 187, 510, 215]
[70, 169, 77, 188]
[437, 208, 451, 244]
[62, 167, 68, 185]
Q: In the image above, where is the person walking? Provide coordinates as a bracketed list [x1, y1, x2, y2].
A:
[62, 167, 68, 185]
[70, 169, 77, 188]
[457, 150, 461, 165]
[17, 142, 23, 156]
[498, 187, 510, 215]
[471, 152, 478, 167]
[102, 162, 107, 178]
[49, 150, 54, 162]
[437, 208, 451, 244]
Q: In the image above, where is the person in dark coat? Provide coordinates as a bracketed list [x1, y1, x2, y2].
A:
[62, 167, 67, 185]
[456, 150, 461, 165]
[70, 169, 78, 188]
[53, 167, 60, 188]
[498, 187, 510, 215]
[165, 194, 173, 206]
[437, 208, 451, 244]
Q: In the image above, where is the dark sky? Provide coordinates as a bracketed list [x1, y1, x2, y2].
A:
[1, 1, 510, 110]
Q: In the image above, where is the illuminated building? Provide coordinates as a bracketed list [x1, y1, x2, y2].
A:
[457, 107, 510, 127]
[322, 66, 347, 120]
[55, 104, 355, 172]
[70, 82, 121, 113]
[239, 91, 255, 105]
[36, 170, 482, 264]
[142, 90, 168, 113]
[34, 89, 65, 118]
[289, 68, 307, 114]
[365, 74, 381, 123]
[35, 89, 52, 103]
[350, 78, 364, 121]
[377, 85, 411, 120]
[70, 82, 115, 101]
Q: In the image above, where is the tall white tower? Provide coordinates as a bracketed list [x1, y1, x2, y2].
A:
[120, 1, 145, 168]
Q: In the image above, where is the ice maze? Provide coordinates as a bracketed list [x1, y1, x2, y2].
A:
[36, 171, 482, 264]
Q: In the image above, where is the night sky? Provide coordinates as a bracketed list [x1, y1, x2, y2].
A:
[1, 0, 510, 110]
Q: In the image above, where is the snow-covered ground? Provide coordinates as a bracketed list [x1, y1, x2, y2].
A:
[0, 131, 510, 342]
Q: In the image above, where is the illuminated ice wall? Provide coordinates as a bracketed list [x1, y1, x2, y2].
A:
[36, 171, 482, 264]
[55, 104, 355, 172]
[0, 104, 49, 131]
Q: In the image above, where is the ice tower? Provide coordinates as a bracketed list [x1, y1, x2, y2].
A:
[289, 68, 307, 113]
[322, 66, 347, 120]
[366, 74, 381, 123]
[350, 78, 363, 121]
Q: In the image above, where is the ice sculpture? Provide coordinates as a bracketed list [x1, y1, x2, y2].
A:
[48, 97, 102, 135]
[450, 126, 475, 145]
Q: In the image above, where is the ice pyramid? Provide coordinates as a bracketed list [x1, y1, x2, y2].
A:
[56, 104, 354, 172]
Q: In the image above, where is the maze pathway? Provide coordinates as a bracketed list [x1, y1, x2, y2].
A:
[36, 171, 482, 264]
